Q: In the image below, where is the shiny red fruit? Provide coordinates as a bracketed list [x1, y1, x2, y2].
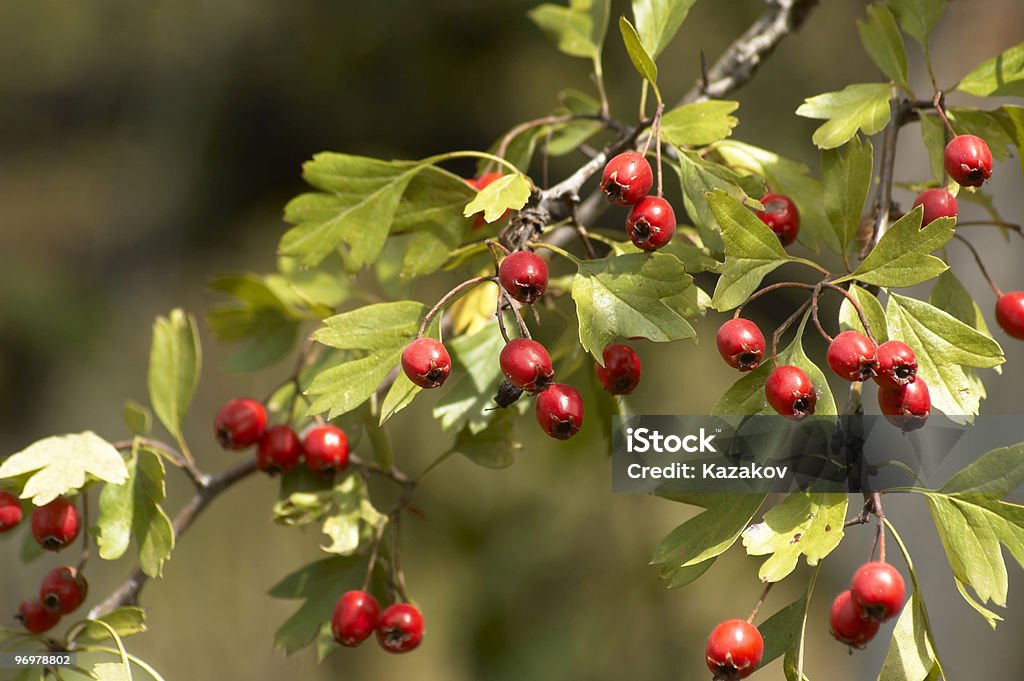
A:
[716, 319, 766, 372]
[31, 497, 80, 551]
[625, 196, 676, 251]
[765, 365, 817, 420]
[377, 603, 424, 654]
[498, 251, 549, 304]
[600, 151, 653, 206]
[944, 134, 993, 187]
[878, 379, 931, 432]
[535, 384, 584, 440]
[755, 193, 800, 246]
[499, 339, 554, 394]
[913, 188, 958, 226]
[594, 344, 642, 395]
[0, 490, 23, 532]
[851, 561, 906, 621]
[830, 590, 880, 648]
[40, 566, 88, 615]
[16, 600, 61, 634]
[332, 590, 380, 647]
[256, 425, 302, 475]
[303, 425, 349, 475]
[996, 292, 1024, 340]
[873, 340, 917, 388]
[214, 398, 267, 450]
[401, 338, 452, 389]
[826, 331, 877, 382]
[705, 619, 764, 680]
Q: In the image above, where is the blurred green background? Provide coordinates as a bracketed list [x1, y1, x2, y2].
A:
[2, 1, 1024, 679]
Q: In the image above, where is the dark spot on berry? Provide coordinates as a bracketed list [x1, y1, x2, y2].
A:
[966, 169, 985, 184]
[631, 219, 651, 243]
[738, 352, 761, 369]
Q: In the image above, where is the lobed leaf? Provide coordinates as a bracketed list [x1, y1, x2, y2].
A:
[660, 100, 739, 148]
[0, 432, 128, 505]
[839, 283, 889, 343]
[841, 207, 953, 288]
[956, 41, 1024, 98]
[796, 83, 891, 149]
[858, 3, 909, 88]
[463, 173, 531, 223]
[885, 0, 946, 53]
[742, 492, 848, 582]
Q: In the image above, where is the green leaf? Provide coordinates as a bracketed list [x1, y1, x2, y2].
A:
[931, 270, 994, 341]
[571, 252, 695, 360]
[955, 577, 1003, 630]
[528, 0, 610, 60]
[839, 283, 889, 343]
[96, 447, 174, 578]
[877, 594, 938, 680]
[378, 372, 421, 425]
[885, 0, 946, 52]
[795, 83, 892, 149]
[938, 443, 1024, 498]
[841, 207, 953, 288]
[858, 4, 909, 88]
[319, 476, 386, 556]
[714, 312, 838, 417]
[0, 432, 128, 505]
[919, 113, 947, 183]
[74, 608, 148, 644]
[434, 324, 506, 435]
[713, 140, 835, 252]
[618, 15, 658, 85]
[651, 493, 765, 568]
[306, 301, 426, 418]
[632, 0, 699, 59]
[390, 166, 475, 277]
[822, 136, 873, 254]
[658, 558, 716, 589]
[677, 151, 764, 254]
[759, 596, 806, 668]
[660, 100, 739, 147]
[92, 662, 131, 681]
[463, 173, 531, 223]
[450, 408, 522, 469]
[742, 492, 847, 582]
[956, 41, 1024, 98]
[207, 305, 298, 373]
[281, 154, 420, 269]
[269, 556, 359, 654]
[708, 190, 791, 311]
[122, 400, 152, 437]
[999, 105, 1024, 176]
[147, 309, 201, 445]
[885, 292, 1004, 417]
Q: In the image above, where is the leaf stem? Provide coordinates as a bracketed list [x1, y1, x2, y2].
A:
[420, 150, 523, 178]
[530, 241, 582, 266]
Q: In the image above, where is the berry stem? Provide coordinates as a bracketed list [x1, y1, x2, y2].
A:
[821, 282, 878, 345]
[956, 220, 1024, 237]
[736, 281, 815, 318]
[569, 202, 598, 260]
[361, 519, 389, 593]
[530, 241, 583, 266]
[810, 283, 834, 344]
[771, 300, 811, 367]
[418, 275, 494, 338]
[77, 492, 90, 572]
[952, 234, 1003, 297]
[499, 287, 532, 340]
[932, 91, 957, 139]
[746, 581, 774, 624]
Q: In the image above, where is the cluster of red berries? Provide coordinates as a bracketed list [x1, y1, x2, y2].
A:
[331, 590, 424, 654]
[830, 561, 906, 649]
[0, 492, 83, 553]
[214, 398, 350, 475]
[600, 152, 677, 251]
[14, 566, 89, 634]
[705, 618, 764, 680]
[715, 320, 930, 430]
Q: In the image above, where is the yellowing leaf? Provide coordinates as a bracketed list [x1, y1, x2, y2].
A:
[1, 432, 128, 505]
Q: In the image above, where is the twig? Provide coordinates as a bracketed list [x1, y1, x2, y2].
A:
[872, 493, 887, 563]
[953, 233, 1003, 297]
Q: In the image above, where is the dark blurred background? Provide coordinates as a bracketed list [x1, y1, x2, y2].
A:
[2, 1, 1024, 679]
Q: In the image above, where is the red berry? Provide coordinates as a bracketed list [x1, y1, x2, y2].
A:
[498, 251, 548, 304]
[878, 378, 931, 432]
[705, 619, 764, 680]
[40, 566, 88, 615]
[594, 344, 642, 395]
[0, 490, 23, 532]
[214, 398, 267, 450]
[995, 291, 1024, 340]
[625, 196, 676, 251]
[830, 590, 880, 648]
[376, 603, 424, 654]
[600, 151, 653, 206]
[16, 600, 61, 634]
[31, 497, 80, 551]
[257, 425, 302, 475]
[826, 331, 877, 382]
[851, 561, 906, 621]
[944, 134, 993, 187]
[332, 590, 380, 647]
[468, 172, 509, 228]
[716, 319, 766, 372]
[913, 188, 958, 226]
[755, 193, 800, 246]
[873, 340, 917, 388]
[765, 365, 817, 420]
[535, 384, 584, 440]
[303, 425, 349, 475]
[401, 338, 452, 389]
[499, 339, 554, 394]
